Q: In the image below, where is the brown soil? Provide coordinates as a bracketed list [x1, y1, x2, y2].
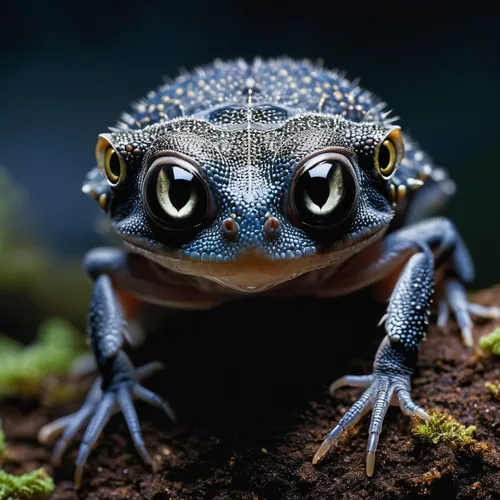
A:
[2, 287, 500, 499]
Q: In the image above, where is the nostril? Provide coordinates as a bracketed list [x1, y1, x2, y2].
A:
[222, 217, 239, 241]
[264, 216, 280, 241]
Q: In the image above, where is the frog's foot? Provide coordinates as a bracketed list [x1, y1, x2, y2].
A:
[38, 359, 175, 489]
[437, 279, 500, 347]
[312, 370, 429, 476]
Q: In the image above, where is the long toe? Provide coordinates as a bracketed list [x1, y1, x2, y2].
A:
[46, 360, 174, 490]
[73, 392, 116, 489]
[118, 387, 152, 465]
[133, 385, 177, 422]
[329, 374, 373, 395]
[314, 368, 426, 477]
[313, 386, 373, 464]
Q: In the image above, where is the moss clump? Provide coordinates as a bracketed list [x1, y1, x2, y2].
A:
[479, 328, 500, 356]
[0, 421, 54, 499]
[485, 381, 500, 399]
[412, 410, 488, 453]
[0, 318, 88, 398]
[0, 469, 54, 500]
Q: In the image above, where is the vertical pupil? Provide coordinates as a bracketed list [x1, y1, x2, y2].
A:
[378, 143, 390, 170]
[109, 150, 121, 177]
[378, 146, 390, 168]
[169, 166, 194, 209]
[304, 161, 342, 210]
[169, 181, 192, 209]
[306, 176, 330, 208]
[146, 159, 211, 230]
[293, 158, 356, 227]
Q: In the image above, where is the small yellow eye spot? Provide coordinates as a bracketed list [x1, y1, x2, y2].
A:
[377, 139, 397, 177]
[104, 147, 126, 187]
[373, 128, 404, 181]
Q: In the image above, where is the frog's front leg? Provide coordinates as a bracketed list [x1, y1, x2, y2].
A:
[40, 248, 176, 488]
[319, 217, 499, 346]
[313, 245, 433, 475]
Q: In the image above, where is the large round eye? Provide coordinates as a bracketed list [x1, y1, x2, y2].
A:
[143, 154, 213, 231]
[374, 128, 404, 180]
[95, 134, 127, 188]
[290, 151, 358, 230]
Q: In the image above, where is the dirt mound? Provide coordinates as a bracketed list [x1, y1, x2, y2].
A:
[2, 287, 500, 499]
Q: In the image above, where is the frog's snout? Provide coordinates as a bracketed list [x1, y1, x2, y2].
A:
[221, 213, 280, 243]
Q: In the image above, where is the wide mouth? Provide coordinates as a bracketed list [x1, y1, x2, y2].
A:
[124, 242, 320, 292]
[123, 223, 387, 293]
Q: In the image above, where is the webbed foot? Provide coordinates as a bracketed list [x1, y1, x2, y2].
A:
[38, 358, 175, 489]
[313, 366, 429, 476]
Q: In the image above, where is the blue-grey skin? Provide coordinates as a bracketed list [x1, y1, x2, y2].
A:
[38, 58, 499, 488]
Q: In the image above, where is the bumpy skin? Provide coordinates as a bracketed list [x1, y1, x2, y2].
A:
[40, 58, 499, 486]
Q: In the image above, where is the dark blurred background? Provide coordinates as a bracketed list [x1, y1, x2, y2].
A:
[1, 0, 499, 286]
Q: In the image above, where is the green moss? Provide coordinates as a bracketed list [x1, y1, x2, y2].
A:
[0, 421, 54, 499]
[412, 410, 488, 453]
[0, 318, 88, 398]
[485, 381, 500, 399]
[479, 328, 500, 356]
[0, 468, 54, 500]
[0, 469, 54, 500]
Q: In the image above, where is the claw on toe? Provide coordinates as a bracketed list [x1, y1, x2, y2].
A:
[314, 368, 429, 477]
[461, 326, 473, 348]
[437, 300, 449, 330]
[414, 407, 430, 421]
[39, 361, 173, 489]
[366, 432, 379, 477]
[441, 279, 500, 348]
[366, 451, 376, 477]
[468, 303, 500, 319]
[312, 425, 344, 464]
[74, 443, 91, 489]
[38, 415, 75, 445]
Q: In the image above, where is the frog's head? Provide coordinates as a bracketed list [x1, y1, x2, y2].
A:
[85, 111, 404, 292]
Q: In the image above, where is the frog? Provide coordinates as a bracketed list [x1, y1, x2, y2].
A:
[38, 57, 499, 488]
